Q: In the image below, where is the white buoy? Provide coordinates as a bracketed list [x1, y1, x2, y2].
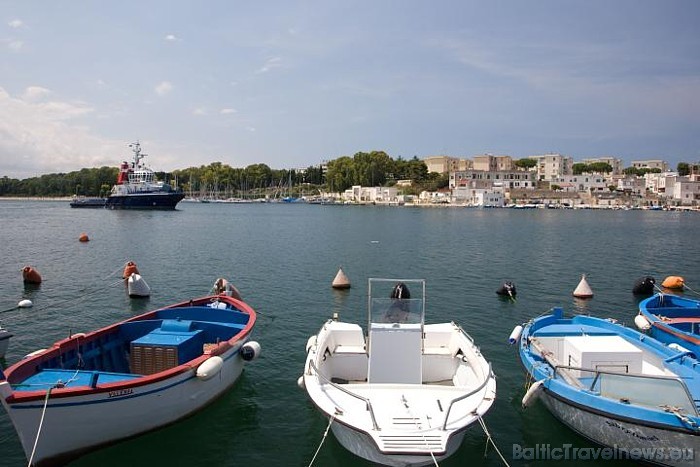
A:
[522, 380, 544, 408]
[196, 356, 224, 380]
[241, 341, 262, 361]
[634, 314, 651, 331]
[508, 325, 523, 345]
[573, 274, 594, 298]
[297, 375, 305, 389]
[18, 299, 33, 308]
[331, 267, 351, 289]
[127, 273, 151, 298]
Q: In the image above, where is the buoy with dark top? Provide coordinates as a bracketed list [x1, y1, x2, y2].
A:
[331, 267, 351, 289]
[496, 281, 517, 298]
[21, 266, 42, 284]
[661, 276, 684, 290]
[573, 274, 593, 299]
[632, 276, 656, 295]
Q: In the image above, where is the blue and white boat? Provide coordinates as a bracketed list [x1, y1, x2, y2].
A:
[105, 142, 185, 210]
[0, 292, 260, 466]
[637, 293, 700, 355]
[517, 308, 699, 466]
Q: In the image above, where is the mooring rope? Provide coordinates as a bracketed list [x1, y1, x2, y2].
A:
[307, 410, 338, 467]
[478, 416, 511, 467]
[401, 394, 439, 466]
[684, 283, 700, 296]
[27, 387, 52, 467]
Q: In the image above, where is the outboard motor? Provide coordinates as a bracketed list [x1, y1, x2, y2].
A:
[391, 282, 411, 300]
[496, 281, 517, 297]
[632, 276, 656, 295]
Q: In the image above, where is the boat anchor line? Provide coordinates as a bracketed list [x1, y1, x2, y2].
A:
[28, 388, 52, 467]
[661, 405, 700, 430]
[307, 409, 340, 467]
[477, 416, 511, 467]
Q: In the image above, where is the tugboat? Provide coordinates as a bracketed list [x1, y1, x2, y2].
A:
[105, 142, 184, 210]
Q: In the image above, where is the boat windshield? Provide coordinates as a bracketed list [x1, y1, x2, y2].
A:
[367, 278, 425, 326]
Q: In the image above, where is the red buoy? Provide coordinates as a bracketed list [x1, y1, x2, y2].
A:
[22, 266, 42, 284]
[123, 261, 139, 279]
[79, 233, 90, 242]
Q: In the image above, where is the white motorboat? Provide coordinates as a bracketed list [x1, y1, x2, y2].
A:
[301, 278, 496, 466]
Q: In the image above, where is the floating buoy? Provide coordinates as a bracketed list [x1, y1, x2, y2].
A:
[496, 281, 517, 298]
[122, 261, 139, 279]
[522, 380, 544, 408]
[662, 276, 685, 290]
[21, 266, 42, 284]
[78, 233, 89, 242]
[212, 277, 243, 300]
[18, 299, 33, 308]
[127, 273, 151, 298]
[632, 276, 656, 295]
[508, 325, 523, 345]
[331, 267, 351, 289]
[634, 314, 651, 331]
[573, 274, 593, 299]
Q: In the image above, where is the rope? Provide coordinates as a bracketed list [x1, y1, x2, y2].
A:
[307, 410, 338, 467]
[478, 416, 511, 467]
[684, 283, 700, 296]
[401, 394, 439, 466]
[27, 387, 52, 467]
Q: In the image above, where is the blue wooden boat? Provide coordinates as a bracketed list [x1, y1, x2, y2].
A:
[0, 292, 260, 466]
[637, 293, 700, 355]
[517, 308, 699, 466]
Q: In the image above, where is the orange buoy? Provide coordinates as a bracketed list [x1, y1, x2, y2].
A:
[331, 267, 351, 289]
[123, 261, 139, 279]
[573, 274, 593, 299]
[662, 276, 684, 290]
[22, 266, 42, 284]
[79, 233, 90, 242]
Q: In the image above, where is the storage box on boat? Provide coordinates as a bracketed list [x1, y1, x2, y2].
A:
[563, 335, 643, 378]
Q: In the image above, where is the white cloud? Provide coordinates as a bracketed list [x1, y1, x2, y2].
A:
[192, 107, 207, 116]
[8, 40, 23, 52]
[245, 126, 256, 132]
[256, 57, 282, 74]
[164, 34, 179, 42]
[155, 81, 174, 96]
[22, 86, 51, 101]
[0, 87, 120, 178]
[8, 19, 23, 28]
[220, 108, 237, 114]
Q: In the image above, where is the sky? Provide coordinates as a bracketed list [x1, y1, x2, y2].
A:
[1, 1, 699, 179]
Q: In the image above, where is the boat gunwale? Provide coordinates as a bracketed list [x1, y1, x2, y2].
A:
[3, 294, 256, 403]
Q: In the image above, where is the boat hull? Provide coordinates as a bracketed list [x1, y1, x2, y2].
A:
[105, 192, 185, 210]
[539, 391, 698, 466]
[330, 421, 465, 467]
[69, 198, 107, 208]
[0, 343, 247, 466]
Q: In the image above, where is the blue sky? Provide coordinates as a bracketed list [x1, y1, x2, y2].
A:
[1, 1, 698, 178]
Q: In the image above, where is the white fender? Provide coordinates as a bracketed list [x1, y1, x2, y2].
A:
[23, 349, 46, 359]
[634, 314, 651, 332]
[297, 375, 305, 389]
[508, 325, 523, 345]
[305, 335, 317, 353]
[196, 356, 224, 380]
[240, 341, 261, 361]
[522, 380, 544, 408]
[18, 299, 33, 308]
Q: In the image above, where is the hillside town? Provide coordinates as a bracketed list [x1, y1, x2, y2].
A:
[333, 154, 700, 209]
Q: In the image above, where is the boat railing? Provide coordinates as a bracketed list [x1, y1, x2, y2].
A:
[554, 365, 698, 416]
[442, 362, 493, 430]
[308, 359, 380, 431]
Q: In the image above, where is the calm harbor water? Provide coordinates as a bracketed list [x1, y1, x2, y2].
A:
[0, 200, 698, 467]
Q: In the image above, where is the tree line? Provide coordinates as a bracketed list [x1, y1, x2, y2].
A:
[1, 153, 694, 198]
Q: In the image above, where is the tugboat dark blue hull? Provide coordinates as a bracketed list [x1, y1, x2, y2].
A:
[105, 192, 185, 210]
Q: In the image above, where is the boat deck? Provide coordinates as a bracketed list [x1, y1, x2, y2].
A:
[18, 369, 140, 390]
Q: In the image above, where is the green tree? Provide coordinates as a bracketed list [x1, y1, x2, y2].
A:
[677, 162, 690, 176]
[514, 158, 537, 169]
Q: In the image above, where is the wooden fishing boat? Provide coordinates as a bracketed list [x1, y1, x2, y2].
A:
[0, 293, 260, 466]
[301, 278, 496, 466]
[517, 308, 699, 466]
[636, 292, 700, 354]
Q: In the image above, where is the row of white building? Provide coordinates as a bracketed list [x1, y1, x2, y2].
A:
[339, 154, 699, 207]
